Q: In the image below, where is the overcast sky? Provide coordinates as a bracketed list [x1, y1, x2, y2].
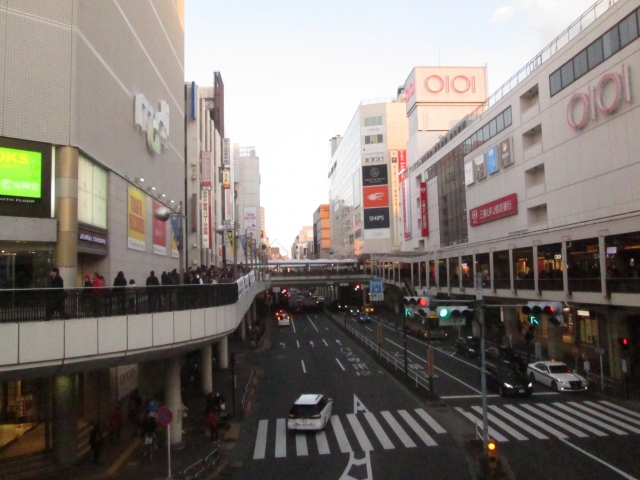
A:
[184, 0, 597, 255]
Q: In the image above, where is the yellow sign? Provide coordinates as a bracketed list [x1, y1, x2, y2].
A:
[127, 186, 146, 251]
[171, 233, 179, 258]
[225, 230, 234, 250]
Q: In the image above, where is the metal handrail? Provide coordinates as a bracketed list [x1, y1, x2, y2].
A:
[242, 367, 256, 411]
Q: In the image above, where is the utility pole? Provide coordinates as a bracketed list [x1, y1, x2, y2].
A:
[475, 272, 489, 452]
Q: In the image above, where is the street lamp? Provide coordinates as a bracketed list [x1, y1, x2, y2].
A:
[154, 202, 184, 283]
[215, 222, 239, 280]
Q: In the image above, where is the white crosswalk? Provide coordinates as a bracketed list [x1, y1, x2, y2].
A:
[455, 400, 640, 442]
[252, 408, 447, 460]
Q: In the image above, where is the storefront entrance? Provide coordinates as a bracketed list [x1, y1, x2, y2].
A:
[0, 244, 53, 289]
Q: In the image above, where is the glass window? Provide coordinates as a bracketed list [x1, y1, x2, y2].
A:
[619, 12, 638, 47]
[494, 250, 511, 289]
[489, 118, 497, 138]
[567, 238, 602, 293]
[602, 26, 620, 59]
[560, 61, 574, 88]
[549, 69, 562, 96]
[496, 113, 505, 132]
[78, 155, 108, 228]
[503, 107, 512, 127]
[587, 38, 604, 69]
[538, 243, 564, 291]
[573, 50, 588, 79]
[364, 117, 370, 126]
[377, 134, 383, 143]
[471, 132, 478, 148]
[482, 124, 490, 142]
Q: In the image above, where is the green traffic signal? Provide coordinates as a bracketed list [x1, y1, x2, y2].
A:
[438, 308, 450, 319]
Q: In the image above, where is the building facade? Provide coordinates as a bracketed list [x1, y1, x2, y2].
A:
[313, 204, 331, 259]
[235, 146, 261, 265]
[328, 100, 409, 259]
[398, 0, 640, 383]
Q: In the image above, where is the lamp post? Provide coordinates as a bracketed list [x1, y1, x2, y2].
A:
[215, 222, 239, 280]
[154, 202, 184, 283]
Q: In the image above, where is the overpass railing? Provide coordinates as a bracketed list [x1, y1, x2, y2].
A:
[0, 271, 266, 323]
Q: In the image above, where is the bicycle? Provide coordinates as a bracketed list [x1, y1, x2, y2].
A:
[143, 433, 157, 463]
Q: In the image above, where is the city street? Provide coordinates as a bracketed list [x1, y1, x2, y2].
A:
[219, 309, 640, 480]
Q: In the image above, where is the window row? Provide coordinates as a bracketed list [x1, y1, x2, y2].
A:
[364, 116, 383, 126]
[550, 7, 640, 96]
[364, 134, 383, 144]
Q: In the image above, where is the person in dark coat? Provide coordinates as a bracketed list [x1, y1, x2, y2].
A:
[146, 271, 160, 311]
[113, 271, 127, 314]
[45, 267, 69, 320]
[89, 423, 103, 465]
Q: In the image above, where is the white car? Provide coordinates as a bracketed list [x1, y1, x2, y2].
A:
[527, 361, 587, 392]
[277, 313, 291, 327]
[287, 394, 333, 431]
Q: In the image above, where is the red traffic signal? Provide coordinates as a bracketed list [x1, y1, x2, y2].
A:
[418, 297, 428, 307]
[619, 337, 630, 350]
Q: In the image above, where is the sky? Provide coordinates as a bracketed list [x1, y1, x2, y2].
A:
[184, 0, 597, 255]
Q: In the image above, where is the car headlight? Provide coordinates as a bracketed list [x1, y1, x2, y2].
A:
[468, 348, 475, 352]
[503, 383, 514, 389]
[528, 383, 533, 388]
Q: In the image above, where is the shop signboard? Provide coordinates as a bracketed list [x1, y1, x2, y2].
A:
[400, 172, 412, 239]
[201, 191, 211, 249]
[152, 201, 167, 255]
[78, 226, 108, 256]
[474, 154, 486, 180]
[485, 146, 499, 175]
[0, 138, 52, 218]
[223, 138, 231, 166]
[398, 150, 407, 172]
[364, 207, 390, 229]
[362, 165, 388, 187]
[201, 151, 212, 189]
[244, 207, 257, 236]
[127, 186, 146, 251]
[420, 182, 428, 237]
[222, 168, 230, 189]
[362, 185, 389, 209]
[500, 138, 513, 167]
[469, 193, 518, 227]
[464, 161, 475, 186]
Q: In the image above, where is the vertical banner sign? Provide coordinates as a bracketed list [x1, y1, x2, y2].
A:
[420, 182, 429, 237]
[222, 138, 230, 166]
[400, 172, 412, 239]
[201, 151, 212, 188]
[222, 168, 230, 189]
[201, 190, 211, 248]
[127, 186, 146, 251]
[244, 207, 257, 236]
[152, 201, 167, 255]
[171, 235, 179, 258]
[398, 150, 407, 172]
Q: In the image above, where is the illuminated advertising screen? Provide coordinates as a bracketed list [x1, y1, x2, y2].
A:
[0, 137, 51, 218]
[0, 146, 42, 198]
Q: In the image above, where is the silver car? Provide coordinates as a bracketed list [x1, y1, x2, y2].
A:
[287, 394, 333, 431]
[527, 361, 587, 392]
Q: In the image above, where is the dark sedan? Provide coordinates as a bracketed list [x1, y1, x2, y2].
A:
[455, 336, 481, 358]
[485, 361, 533, 397]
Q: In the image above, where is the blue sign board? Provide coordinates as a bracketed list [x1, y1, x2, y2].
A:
[369, 278, 383, 294]
[485, 146, 499, 175]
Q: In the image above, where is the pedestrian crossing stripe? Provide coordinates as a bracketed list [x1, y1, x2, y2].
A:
[455, 400, 640, 442]
[252, 408, 446, 460]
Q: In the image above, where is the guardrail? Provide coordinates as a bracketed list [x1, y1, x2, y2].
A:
[242, 367, 256, 413]
[326, 310, 431, 392]
[170, 448, 220, 480]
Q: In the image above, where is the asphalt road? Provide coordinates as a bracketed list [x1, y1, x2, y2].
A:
[218, 308, 640, 480]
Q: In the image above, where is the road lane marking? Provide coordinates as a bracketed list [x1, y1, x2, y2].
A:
[414, 409, 447, 434]
[301, 360, 306, 373]
[504, 405, 568, 439]
[365, 326, 373, 332]
[566, 402, 640, 434]
[291, 317, 296, 333]
[253, 419, 268, 460]
[454, 407, 509, 442]
[364, 412, 395, 449]
[397, 410, 437, 446]
[275, 419, 287, 457]
[347, 414, 373, 451]
[559, 438, 639, 480]
[535, 404, 607, 437]
[520, 404, 588, 438]
[585, 401, 640, 426]
[385, 338, 481, 393]
[440, 394, 500, 399]
[553, 403, 627, 435]
[323, 339, 328, 346]
[381, 411, 416, 448]
[307, 315, 319, 332]
[106, 437, 140, 475]
[315, 430, 330, 455]
[295, 433, 308, 456]
[488, 406, 549, 440]
[330, 415, 352, 453]
[296, 340, 300, 348]
[471, 406, 528, 441]
[336, 358, 346, 371]
[599, 400, 640, 419]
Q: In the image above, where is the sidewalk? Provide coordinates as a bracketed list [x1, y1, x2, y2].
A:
[45, 334, 263, 480]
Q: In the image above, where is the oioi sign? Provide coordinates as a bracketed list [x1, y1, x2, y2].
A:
[567, 64, 631, 130]
[134, 93, 170, 154]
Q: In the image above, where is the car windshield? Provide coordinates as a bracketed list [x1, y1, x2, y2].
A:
[499, 367, 524, 381]
[290, 404, 320, 417]
[548, 364, 571, 374]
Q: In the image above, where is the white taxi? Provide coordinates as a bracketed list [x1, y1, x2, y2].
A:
[287, 394, 333, 431]
[277, 312, 291, 327]
[527, 361, 587, 392]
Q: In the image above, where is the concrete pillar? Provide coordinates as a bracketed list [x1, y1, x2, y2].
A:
[239, 316, 246, 340]
[217, 336, 229, 369]
[547, 324, 564, 361]
[533, 244, 539, 294]
[200, 345, 213, 395]
[54, 146, 79, 287]
[503, 308, 520, 347]
[165, 356, 183, 446]
[82, 369, 110, 424]
[52, 374, 77, 466]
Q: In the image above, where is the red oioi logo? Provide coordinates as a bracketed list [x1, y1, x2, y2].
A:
[425, 75, 476, 94]
[567, 64, 631, 130]
[405, 82, 416, 99]
[367, 192, 385, 201]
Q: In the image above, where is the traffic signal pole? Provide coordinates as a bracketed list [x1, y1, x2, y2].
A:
[475, 272, 489, 453]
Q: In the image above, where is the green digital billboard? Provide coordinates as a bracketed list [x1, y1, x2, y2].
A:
[0, 146, 42, 199]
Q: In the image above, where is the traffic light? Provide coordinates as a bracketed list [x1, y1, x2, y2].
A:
[403, 296, 430, 317]
[487, 438, 499, 471]
[436, 306, 473, 320]
[521, 302, 564, 326]
[354, 284, 361, 291]
[619, 337, 630, 353]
